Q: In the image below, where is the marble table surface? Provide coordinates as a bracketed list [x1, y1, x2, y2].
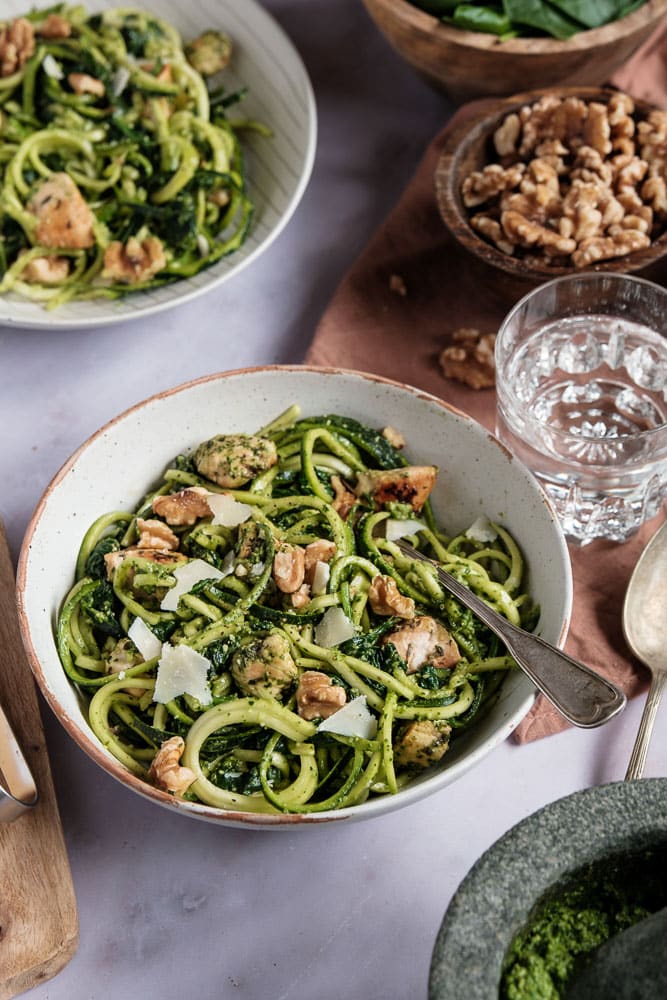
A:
[1, 2, 664, 998]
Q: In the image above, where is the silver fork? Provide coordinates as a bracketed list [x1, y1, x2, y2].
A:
[395, 539, 626, 729]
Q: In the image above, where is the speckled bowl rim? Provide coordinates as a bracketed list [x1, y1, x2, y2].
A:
[16, 365, 572, 828]
[430, 778, 667, 999]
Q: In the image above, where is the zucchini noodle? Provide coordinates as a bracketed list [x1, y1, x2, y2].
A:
[0, 5, 265, 307]
[57, 405, 540, 814]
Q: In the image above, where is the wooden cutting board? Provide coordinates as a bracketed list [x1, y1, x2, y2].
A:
[0, 520, 78, 999]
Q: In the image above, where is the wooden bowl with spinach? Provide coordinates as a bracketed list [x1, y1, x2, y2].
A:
[361, 0, 667, 103]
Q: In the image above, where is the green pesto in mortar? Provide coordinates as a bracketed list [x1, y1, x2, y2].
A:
[499, 847, 667, 1000]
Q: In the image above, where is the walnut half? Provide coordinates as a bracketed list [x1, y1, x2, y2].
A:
[0, 18, 35, 77]
[102, 237, 166, 284]
[439, 329, 496, 390]
[148, 736, 197, 796]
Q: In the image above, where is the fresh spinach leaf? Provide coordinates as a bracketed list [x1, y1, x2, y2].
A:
[503, 0, 581, 37]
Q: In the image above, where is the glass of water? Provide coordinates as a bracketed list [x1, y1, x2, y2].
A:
[495, 273, 667, 544]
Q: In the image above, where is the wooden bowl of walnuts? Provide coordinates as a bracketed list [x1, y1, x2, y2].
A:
[435, 87, 667, 298]
[361, 0, 667, 104]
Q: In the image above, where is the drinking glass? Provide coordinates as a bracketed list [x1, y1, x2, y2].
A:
[495, 273, 667, 544]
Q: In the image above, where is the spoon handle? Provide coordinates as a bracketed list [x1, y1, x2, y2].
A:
[625, 671, 667, 780]
[396, 541, 626, 729]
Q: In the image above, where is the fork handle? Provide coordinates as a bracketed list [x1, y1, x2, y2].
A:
[625, 671, 667, 780]
[501, 625, 627, 729]
[396, 541, 626, 728]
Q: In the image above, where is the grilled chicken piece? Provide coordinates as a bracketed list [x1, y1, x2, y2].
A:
[193, 433, 278, 488]
[330, 474, 356, 519]
[354, 465, 437, 512]
[28, 172, 95, 249]
[273, 543, 306, 594]
[231, 633, 298, 700]
[383, 615, 460, 673]
[393, 720, 451, 771]
[104, 547, 187, 580]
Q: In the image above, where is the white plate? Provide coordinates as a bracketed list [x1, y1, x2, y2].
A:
[1, 0, 317, 329]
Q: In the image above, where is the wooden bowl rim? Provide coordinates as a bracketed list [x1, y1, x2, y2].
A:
[434, 86, 667, 281]
[363, 0, 667, 53]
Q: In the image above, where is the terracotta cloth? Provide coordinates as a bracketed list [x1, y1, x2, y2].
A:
[306, 30, 667, 742]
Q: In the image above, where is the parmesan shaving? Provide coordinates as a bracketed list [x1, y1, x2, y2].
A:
[207, 492, 254, 527]
[465, 516, 498, 543]
[318, 696, 377, 739]
[128, 616, 162, 662]
[43, 53, 64, 79]
[160, 558, 226, 612]
[314, 606, 356, 648]
[310, 560, 330, 596]
[384, 518, 427, 542]
[153, 643, 212, 705]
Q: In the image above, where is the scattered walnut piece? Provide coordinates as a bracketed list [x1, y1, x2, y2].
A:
[470, 214, 515, 255]
[135, 518, 179, 551]
[152, 486, 212, 526]
[389, 273, 407, 296]
[102, 236, 166, 284]
[148, 737, 197, 796]
[296, 671, 346, 721]
[501, 209, 577, 257]
[572, 229, 650, 267]
[68, 72, 105, 97]
[330, 474, 357, 520]
[642, 175, 667, 214]
[439, 328, 496, 390]
[37, 13, 72, 38]
[289, 584, 311, 609]
[493, 112, 520, 157]
[0, 17, 34, 77]
[462, 163, 525, 208]
[368, 575, 415, 619]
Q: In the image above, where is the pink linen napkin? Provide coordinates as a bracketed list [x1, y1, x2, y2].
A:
[305, 32, 667, 740]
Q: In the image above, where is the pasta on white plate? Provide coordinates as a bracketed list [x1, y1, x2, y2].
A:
[57, 405, 539, 814]
[0, 4, 268, 308]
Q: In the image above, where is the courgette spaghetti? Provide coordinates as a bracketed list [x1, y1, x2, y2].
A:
[57, 405, 539, 814]
[0, 4, 264, 307]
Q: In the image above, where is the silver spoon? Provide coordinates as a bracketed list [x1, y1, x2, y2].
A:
[623, 521, 667, 780]
[396, 540, 626, 728]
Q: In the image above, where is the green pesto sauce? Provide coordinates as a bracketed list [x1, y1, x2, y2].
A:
[499, 848, 667, 1000]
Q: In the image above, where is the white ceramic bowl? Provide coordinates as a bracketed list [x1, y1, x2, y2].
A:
[1, 0, 316, 330]
[17, 367, 572, 828]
